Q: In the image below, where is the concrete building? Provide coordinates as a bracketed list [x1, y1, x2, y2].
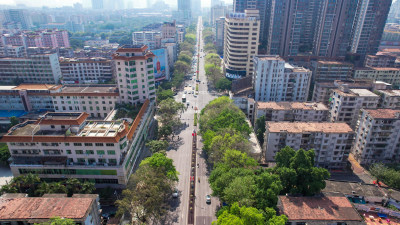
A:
[91, 0, 104, 9]
[312, 0, 359, 57]
[376, 90, 400, 109]
[264, 122, 354, 169]
[0, 53, 62, 84]
[1, 100, 155, 187]
[51, 85, 119, 118]
[364, 54, 397, 68]
[0, 45, 26, 58]
[254, 102, 328, 126]
[329, 88, 379, 128]
[0, 30, 70, 49]
[350, 0, 392, 58]
[215, 17, 225, 55]
[277, 195, 364, 225]
[132, 31, 161, 50]
[3, 9, 32, 30]
[353, 67, 400, 86]
[161, 21, 176, 39]
[312, 79, 376, 105]
[211, 4, 228, 26]
[353, 109, 400, 165]
[311, 60, 354, 83]
[253, 55, 311, 102]
[112, 45, 156, 104]
[177, 0, 192, 23]
[223, 10, 260, 79]
[60, 57, 114, 84]
[0, 194, 101, 225]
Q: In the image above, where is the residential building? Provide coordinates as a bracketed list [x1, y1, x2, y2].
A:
[211, 4, 228, 26]
[364, 54, 396, 67]
[161, 21, 176, 39]
[3, 9, 32, 30]
[267, 0, 320, 56]
[254, 102, 328, 126]
[0, 194, 101, 225]
[51, 85, 119, 118]
[264, 122, 354, 169]
[253, 55, 311, 102]
[312, 0, 359, 57]
[353, 67, 400, 86]
[329, 88, 379, 128]
[350, 0, 392, 58]
[2, 100, 155, 187]
[376, 90, 400, 109]
[0, 84, 61, 112]
[177, 0, 192, 23]
[224, 10, 260, 79]
[92, 0, 104, 9]
[0, 53, 62, 84]
[0, 45, 26, 58]
[215, 17, 225, 55]
[60, 57, 114, 84]
[112, 45, 156, 104]
[312, 79, 375, 105]
[0, 29, 70, 49]
[132, 31, 161, 50]
[311, 60, 354, 83]
[277, 194, 364, 225]
[353, 109, 400, 165]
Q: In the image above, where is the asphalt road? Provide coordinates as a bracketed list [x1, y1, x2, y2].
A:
[167, 17, 219, 225]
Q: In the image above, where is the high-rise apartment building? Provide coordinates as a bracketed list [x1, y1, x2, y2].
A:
[0, 53, 62, 84]
[211, 4, 228, 26]
[364, 54, 397, 67]
[178, 0, 192, 22]
[264, 122, 354, 169]
[223, 10, 260, 79]
[60, 57, 114, 84]
[350, 0, 392, 58]
[2, 100, 155, 187]
[376, 90, 400, 109]
[215, 17, 225, 55]
[0, 30, 70, 49]
[353, 109, 400, 165]
[92, 0, 104, 9]
[3, 9, 32, 30]
[329, 88, 379, 128]
[112, 45, 156, 104]
[311, 60, 354, 82]
[253, 55, 311, 102]
[353, 67, 400, 86]
[132, 32, 162, 50]
[313, 0, 359, 57]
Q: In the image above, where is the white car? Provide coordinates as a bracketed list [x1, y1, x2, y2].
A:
[172, 189, 179, 198]
[184, 91, 187, 94]
[206, 195, 211, 204]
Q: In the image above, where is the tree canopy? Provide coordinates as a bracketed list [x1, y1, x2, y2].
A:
[35, 217, 75, 225]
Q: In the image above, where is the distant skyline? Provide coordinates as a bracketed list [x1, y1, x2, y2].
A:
[0, 0, 232, 8]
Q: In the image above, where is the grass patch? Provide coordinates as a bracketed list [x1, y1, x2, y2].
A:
[194, 113, 198, 126]
[196, 84, 199, 91]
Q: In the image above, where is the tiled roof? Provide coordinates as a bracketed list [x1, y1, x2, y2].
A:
[266, 122, 353, 133]
[0, 197, 93, 220]
[257, 102, 328, 111]
[279, 196, 363, 221]
[13, 84, 62, 91]
[364, 109, 400, 119]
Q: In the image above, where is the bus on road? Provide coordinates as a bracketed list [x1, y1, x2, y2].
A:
[182, 94, 186, 103]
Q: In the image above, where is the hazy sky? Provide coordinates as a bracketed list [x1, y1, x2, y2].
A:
[0, 0, 231, 8]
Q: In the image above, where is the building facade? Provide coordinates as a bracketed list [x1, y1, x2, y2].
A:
[352, 109, 400, 165]
[132, 31, 162, 50]
[112, 45, 156, 104]
[2, 100, 155, 187]
[364, 54, 397, 68]
[353, 67, 400, 86]
[0, 29, 70, 49]
[223, 10, 260, 79]
[329, 88, 379, 128]
[60, 57, 114, 84]
[311, 60, 354, 82]
[253, 55, 311, 102]
[264, 122, 354, 169]
[376, 90, 400, 109]
[3, 9, 32, 29]
[0, 53, 62, 84]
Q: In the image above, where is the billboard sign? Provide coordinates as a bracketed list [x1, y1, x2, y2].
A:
[152, 48, 167, 81]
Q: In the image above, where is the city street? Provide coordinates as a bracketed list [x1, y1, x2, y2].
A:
[168, 17, 219, 225]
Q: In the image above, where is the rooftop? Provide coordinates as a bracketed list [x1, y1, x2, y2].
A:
[355, 67, 400, 71]
[0, 195, 95, 221]
[52, 85, 119, 96]
[266, 122, 353, 133]
[317, 60, 354, 66]
[12, 84, 61, 91]
[256, 55, 284, 61]
[363, 109, 400, 119]
[333, 89, 378, 97]
[278, 195, 363, 222]
[257, 102, 328, 111]
[377, 89, 400, 97]
[116, 45, 148, 52]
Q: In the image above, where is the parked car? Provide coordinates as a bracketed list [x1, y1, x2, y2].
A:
[206, 195, 211, 204]
[172, 189, 179, 198]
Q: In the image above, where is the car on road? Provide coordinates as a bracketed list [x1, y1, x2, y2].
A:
[185, 84, 188, 87]
[184, 91, 187, 94]
[192, 91, 194, 94]
[172, 189, 179, 198]
[189, 84, 192, 87]
[206, 195, 211, 204]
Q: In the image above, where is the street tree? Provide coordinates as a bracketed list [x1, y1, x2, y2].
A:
[146, 140, 169, 153]
[174, 60, 190, 74]
[212, 203, 265, 225]
[156, 88, 174, 102]
[255, 116, 266, 146]
[140, 152, 179, 181]
[215, 78, 232, 91]
[35, 217, 75, 225]
[178, 54, 192, 65]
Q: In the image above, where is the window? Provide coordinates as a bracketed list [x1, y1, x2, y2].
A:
[97, 150, 105, 155]
[106, 143, 115, 147]
[85, 143, 93, 146]
[66, 150, 72, 154]
[76, 150, 84, 154]
[107, 150, 116, 155]
[109, 159, 117, 164]
[86, 150, 94, 155]
[95, 143, 104, 146]
[74, 143, 82, 146]
[65, 143, 70, 146]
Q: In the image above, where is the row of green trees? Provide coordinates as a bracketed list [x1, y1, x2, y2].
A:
[199, 97, 330, 224]
[0, 174, 95, 197]
[202, 29, 231, 91]
[116, 152, 178, 224]
[370, 163, 400, 189]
